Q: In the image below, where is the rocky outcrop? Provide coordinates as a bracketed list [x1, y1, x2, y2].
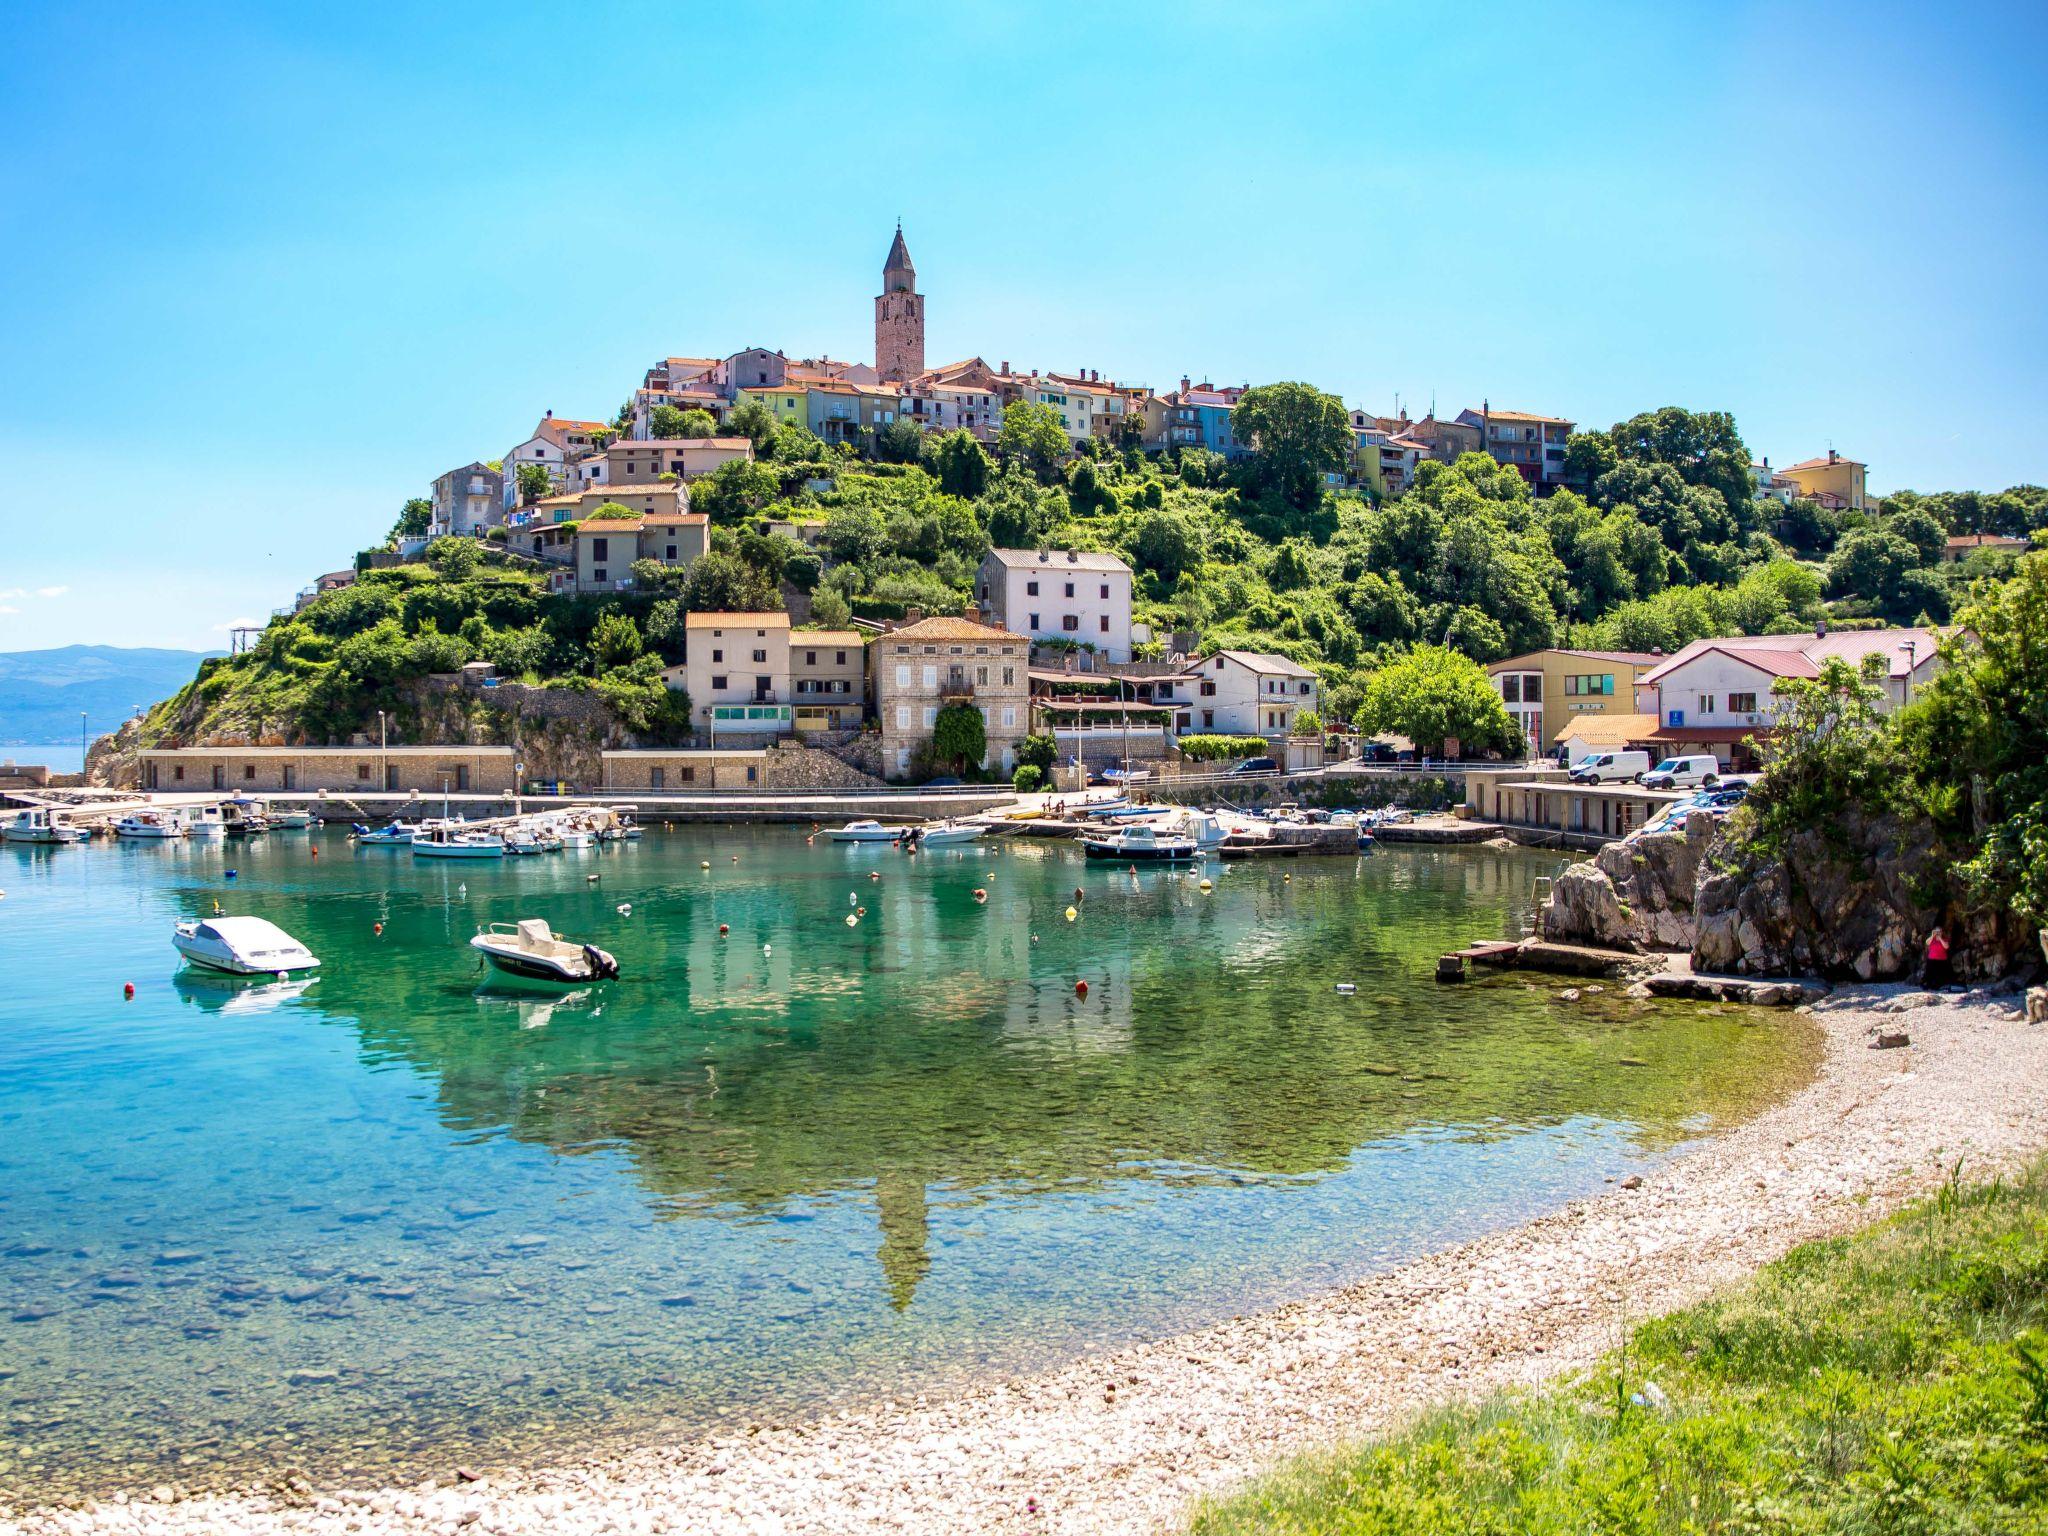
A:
[1539, 810, 1718, 952]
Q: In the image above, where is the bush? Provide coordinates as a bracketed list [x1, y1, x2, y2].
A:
[929, 702, 987, 776]
[1012, 764, 1043, 793]
[1016, 733, 1058, 774]
[1178, 734, 1273, 763]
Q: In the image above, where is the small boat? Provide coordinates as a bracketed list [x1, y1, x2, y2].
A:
[115, 809, 187, 840]
[186, 806, 228, 840]
[1172, 811, 1226, 849]
[413, 825, 505, 858]
[915, 820, 984, 847]
[271, 808, 314, 830]
[1088, 803, 1171, 821]
[502, 828, 558, 856]
[605, 806, 644, 841]
[1100, 765, 1152, 785]
[1079, 798, 1131, 817]
[221, 798, 270, 836]
[828, 820, 902, 844]
[4, 807, 82, 844]
[1082, 824, 1200, 862]
[471, 919, 619, 983]
[354, 820, 419, 846]
[172, 915, 321, 975]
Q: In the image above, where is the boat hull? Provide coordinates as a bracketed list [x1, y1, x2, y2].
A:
[172, 937, 321, 976]
[414, 843, 505, 858]
[1082, 840, 1197, 862]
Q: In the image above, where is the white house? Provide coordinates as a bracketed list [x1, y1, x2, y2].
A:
[1640, 626, 1945, 770]
[502, 412, 610, 512]
[1182, 651, 1318, 739]
[974, 548, 1135, 663]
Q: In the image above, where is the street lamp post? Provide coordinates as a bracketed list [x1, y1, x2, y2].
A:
[378, 710, 387, 796]
[1902, 639, 1917, 707]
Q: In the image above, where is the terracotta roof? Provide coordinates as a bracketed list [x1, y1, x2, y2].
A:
[1781, 456, 1864, 472]
[1644, 725, 1776, 744]
[577, 519, 643, 535]
[887, 616, 1022, 643]
[1551, 712, 1660, 746]
[1642, 628, 1940, 686]
[1474, 407, 1573, 426]
[685, 611, 790, 629]
[642, 511, 707, 526]
[1946, 533, 2027, 550]
[792, 630, 863, 645]
[584, 484, 680, 498]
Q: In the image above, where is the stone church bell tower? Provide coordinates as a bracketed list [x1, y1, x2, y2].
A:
[874, 222, 924, 383]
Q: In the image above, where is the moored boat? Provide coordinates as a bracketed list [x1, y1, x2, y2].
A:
[1081, 823, 1200, 862]
[914, 819, 984, 846]
[470, 919, 619, 983]
[828, 820, 901, 843]
[353, 820, 420, 846]
[412, 826, 505, 859]
[4, 807, 83, 844]
[172, 915, 320, 975]
[186, 807, 228, 840]
[114, 809, 188, 840]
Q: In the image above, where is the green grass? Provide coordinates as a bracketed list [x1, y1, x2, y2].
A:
[1189, 1159, 2048, 1535]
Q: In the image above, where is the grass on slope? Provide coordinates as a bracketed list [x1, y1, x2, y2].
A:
[1190, 1160, 2048, 1535]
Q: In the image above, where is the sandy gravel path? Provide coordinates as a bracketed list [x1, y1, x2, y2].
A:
[11, 983, 2046, 1536]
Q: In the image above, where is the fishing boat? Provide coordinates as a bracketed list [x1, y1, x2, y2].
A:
[270, 807, 314, 829]
[828, 820, 902, 843]
[1171, 811, 1226, 849]
[470, 919, 619, 983]
[172, 915, 320, 975]
[4, 807, 84, 844]
[412, 825, 506, 859]
[186, 806, 228, 840]
[604, 806, 644, 841]
[114, 809, 187, 840]
[220, 797, 270, 836]
[1081, 823, 1200, 862]
[502, 827, 559, 856]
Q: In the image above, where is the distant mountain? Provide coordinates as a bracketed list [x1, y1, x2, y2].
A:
[0, 645, 219, 745]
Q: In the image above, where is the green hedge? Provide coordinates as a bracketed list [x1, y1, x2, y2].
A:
[1178, 734, 1273, 763]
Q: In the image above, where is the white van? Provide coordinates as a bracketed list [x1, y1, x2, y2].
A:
[1641, 754, 1720, 789]
[1570, 750, 1651, 784]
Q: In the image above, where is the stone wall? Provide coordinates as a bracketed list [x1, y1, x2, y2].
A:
[1540, 810, 1718, 951]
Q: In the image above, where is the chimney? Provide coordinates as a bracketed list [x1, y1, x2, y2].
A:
[1828, 448, 1839, 464]
[1815, 619, 1827, 639]
[545, 409, 554, 419]
[1180, 376, 1191, 394]
[1001, 360, 1010, 374]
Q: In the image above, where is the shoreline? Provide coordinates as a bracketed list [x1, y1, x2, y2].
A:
[10, 982, 2046, 1535]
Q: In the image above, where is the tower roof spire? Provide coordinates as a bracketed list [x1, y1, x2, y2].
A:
[883, 221, 915, 286]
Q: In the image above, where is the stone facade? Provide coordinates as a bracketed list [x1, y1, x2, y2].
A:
[872, 615, 1029, 779]
[874, 224, 924, 383]
[139, 746, 516, 794]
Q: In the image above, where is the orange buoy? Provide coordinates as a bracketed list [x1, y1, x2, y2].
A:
[310, 847, 319, 859]
[973, 888, 988, 904]
[1075, 980, 1088, 997]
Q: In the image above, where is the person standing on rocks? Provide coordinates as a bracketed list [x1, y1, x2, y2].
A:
[1921, 925, 1953, 990]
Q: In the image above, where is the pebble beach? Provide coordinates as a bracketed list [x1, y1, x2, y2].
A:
[10, 981, 2046, 1536]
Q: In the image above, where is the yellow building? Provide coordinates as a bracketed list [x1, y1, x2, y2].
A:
[1487, 649, 1662, 759]
[733, 384, 809, 432]
[1779, 449, 1868, 512]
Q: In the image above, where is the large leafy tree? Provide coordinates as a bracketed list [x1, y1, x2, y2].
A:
[1352, 645, 1520, 758]
[689, 459, 779, 523]
[998, 400, 1070, 484]
[724, 399, 779, 450]
[514, 463, 552, 506]
[679, 550, 779, 612]
[930, 430, 991, 498]
[929, 703, 987, 776]
[389, 497, 433, 542]
[1231, 381, 1350, 511]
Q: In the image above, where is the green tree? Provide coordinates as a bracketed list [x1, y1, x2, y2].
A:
[1129, 509, 1201, 584]
[389, 497, 433, 543]
[981, 471, 1054, 548]
[1016, 733, 1058, 774]
[873, 417, 925, 464]
[425, 536, 481, 579]
[690, 458, 779, 523]
[1886, 506, 1947, 566]
[585, 500, 639, 522]
[998, 400, 1071, 483]
[929, 703, 987, 776]
[515, 463, 552, 506]
[648, 403, 688, 439]
[1825, 530, 1919, 611]
[1230, 381, 1350, 510]
[680, 550, 779, 612]
[590, 611, 645, 670]
[1601, 405, 1755, 514]
[677, 409, 718, 438]
[724, 399, 779, 450]
[808, 585, 853, 628]
[1352, 645, 1520, 758]
[931, 430, 992, 498]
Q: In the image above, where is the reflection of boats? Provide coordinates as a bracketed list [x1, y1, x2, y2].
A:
[413, 826, 505, 858]
[915, 820, 983, 847]
[1082, 824, 1199, 862]
[173, 970, 315, 1014]
[471, 919, 619, 983]
[4, 807, 86, 844]
[115, 809, 187, 839]
[473, 984, 596, 1029]
[172, 915, 321, 974]
[829, 820, 900, 843]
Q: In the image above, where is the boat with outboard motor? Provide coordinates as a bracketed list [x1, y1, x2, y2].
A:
[413, 825, 506, 859]
[4, 807, 87, 844]
[828, 820, 902, 843]
[470, 919, 620, 983]
[353, 819, 421, 846]
[172, 915, 320, 975]
[911, 819, 984, 847]
[1081, 823, 1201, 862]
[114, 809, 188, 840]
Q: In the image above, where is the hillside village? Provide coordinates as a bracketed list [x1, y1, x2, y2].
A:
[114, 224, 2045, 795]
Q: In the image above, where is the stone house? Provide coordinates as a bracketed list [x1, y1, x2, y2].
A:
[430, 462, 505, 537]
[872, 615, 1029, 779]
[789, 629, 865, 732]
[138, 746, 516, 794]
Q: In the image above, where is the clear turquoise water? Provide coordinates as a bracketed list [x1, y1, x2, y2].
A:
[0, 828, 1814, 1498]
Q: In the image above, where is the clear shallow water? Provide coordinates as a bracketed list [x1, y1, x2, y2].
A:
[0, 829, 1815, 1498]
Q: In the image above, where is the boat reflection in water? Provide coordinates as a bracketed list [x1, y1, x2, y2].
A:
[172, 970, 317, 1015]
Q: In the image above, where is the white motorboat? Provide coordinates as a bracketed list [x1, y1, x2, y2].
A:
[1081, 823, 1200, 862]
[1171, 811, 1226, 849]
[172, 915, 321, 975]
[412, 825, 506, 858]
[554, 826, 597, 850]
[271, 807, 314, 829]
[502, 827, 559, 856]
[115, 809, 188, 840]
[913, 820, 984, 846]
[471, 919, 619, 983]
[828, 820, 902, 843]
[4, 807, 84, 844]
[353, 819, 419, 846]
[186, 806, 228, 840]
[221, 797, 270, 836]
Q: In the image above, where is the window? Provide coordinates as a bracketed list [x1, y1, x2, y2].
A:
[922, 666, 938, 688]
[665, 545, 677, 561]
[745, 766, 757, 784]
[1200, 680, 1216, 697]
[1002, 666, 1014, 685]
[976, 666, 988, 685]
[712, 649, 723, 664]
[1001, 707, 1016, 728]
[895, 664, 910, 687]
[243, 766, 255, 780]
[712, 675, 728, 690]
[650, 768, 665, 790]
[1099, 615, 1109, 633]
[752, 650, 766, 664]
[1502, 676, 1522, 703]
[804, 651, 817, 665]
[1524, 675, 1543, 702]
[835, 651, 847, 664]
[173, 765, 184, 781]
[1062, 614, 1079, 632]
[1299, 682, 1311, 695]
[1729, 692, 1757, 714]
[1028, 612, 1040, 629]
[1064, 582, 1075, 598]
[680, 766, 696, 784]
[895, 705, 910, 729]
[1699, 694, 1717, 715]
[1026, 580, 1039, 596]
[356, 764, 369, 780]
[922, 707, 936, 728]
[1099, 584, 1109, 599]
[593, 538, 609, 560]
[593, 568, 606, 583]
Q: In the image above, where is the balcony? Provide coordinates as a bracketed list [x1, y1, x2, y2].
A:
[938, 675, 976, 701]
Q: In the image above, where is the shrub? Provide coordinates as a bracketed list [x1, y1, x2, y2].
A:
[1013, 764, 1044, 793]
[1178, 734, 1273, 763]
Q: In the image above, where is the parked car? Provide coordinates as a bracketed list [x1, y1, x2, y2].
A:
[1641, 754, 1721, 790]
[1569, 750, 1652, 785]
[1229, 757, 1280, 775]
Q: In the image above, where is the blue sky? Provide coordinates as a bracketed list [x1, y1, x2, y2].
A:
[1, 1, 2043, 653]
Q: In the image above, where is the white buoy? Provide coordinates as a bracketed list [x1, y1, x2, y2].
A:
[846, 913, 859, 926]
[1335, 983, 1356, 995]
[617, 903, 632, 917]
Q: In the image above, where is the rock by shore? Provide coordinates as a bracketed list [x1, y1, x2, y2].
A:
[10, 987, 2047, 1536]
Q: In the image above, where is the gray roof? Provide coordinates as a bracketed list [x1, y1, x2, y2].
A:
[1197, 649, 1317, 679]
[985, 548, 1133, 575]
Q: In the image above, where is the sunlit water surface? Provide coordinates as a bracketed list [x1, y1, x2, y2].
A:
[0, 827, 1816, 1497]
